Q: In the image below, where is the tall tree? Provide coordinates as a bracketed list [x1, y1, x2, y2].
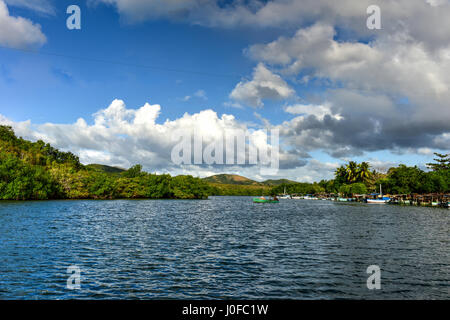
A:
[334, 166, 347, 184]
[357, 162, 372, 183]
[346, 161, 358, 182]
[426, 153, 450, 171]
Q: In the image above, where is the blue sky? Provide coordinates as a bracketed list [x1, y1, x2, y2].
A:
[0, 0, 449, 181]
[1, 2, 249, 121]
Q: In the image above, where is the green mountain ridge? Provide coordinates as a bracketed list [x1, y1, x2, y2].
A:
[86, 164, 126, 174]
[202, 174, 297, 186]
[202, 174, 261, 185]
[262, 178, 298, 186]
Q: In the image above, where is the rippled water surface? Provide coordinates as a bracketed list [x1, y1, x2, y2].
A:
[0, 197, 448, 299]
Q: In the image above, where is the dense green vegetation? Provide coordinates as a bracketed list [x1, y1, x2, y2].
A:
[202, 174, 296, 186]
[269, 182, 326, 195]
[85, 164, 125, 175]
[203, 174, 260, 185]
[270, 157, 450, 196]
[378, 163, 449, 194]
[203, 174, 296, 196]
[1, 125, 448, 200]
[207, 183, 272, 196]
[0, 126, 210, 200]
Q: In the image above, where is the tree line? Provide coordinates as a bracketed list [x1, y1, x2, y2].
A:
[271, 156, 450, 196]
[0, 126, 210, 200]
[1, 125, 448, 200]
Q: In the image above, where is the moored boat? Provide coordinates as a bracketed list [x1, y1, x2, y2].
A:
[367, 184, 390, 204]
[367, 197, 390, 204]
[278, 187, 291, 199]
[337, 197, 354, 202]
[253, 197, 279, 203]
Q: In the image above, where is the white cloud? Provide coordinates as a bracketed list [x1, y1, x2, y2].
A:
[4, 0, 54, 15]
[284, 103, 342, 121]
[223, 101, 244, 109]
[246, 22, 450, 156]
[248, 22, 450, 106]
[433, 133, 450, 150]
[92, 1, 450, 50]
[94, 0, 202, 23]
[367, 159, 399, 173]
[0, 0, 46, 48]
[1, 99, 443, 181]
[194, 89, 207, 100]
[426, 0, 449, 6]
[0, 99, 305, 177]
[180, 89, 207, 102]
[230, 63, 294, 107]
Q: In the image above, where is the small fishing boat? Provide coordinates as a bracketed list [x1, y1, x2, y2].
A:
[253, 197, 279, 203]
[367, 197, 390, 204]
[278, 187, 291, 199]
[367, 185, 390, 204]
[304, 195, 319, 200]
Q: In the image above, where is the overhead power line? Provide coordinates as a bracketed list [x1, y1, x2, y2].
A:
[0, 45, 242, 79]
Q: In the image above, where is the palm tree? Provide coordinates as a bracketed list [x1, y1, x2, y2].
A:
[346, 161, 358, 183]
[335, 166, 347, 183]
[357, 162, 372, 183]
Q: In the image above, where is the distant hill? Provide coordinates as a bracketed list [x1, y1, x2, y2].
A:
[202, 174, 298, 186]
[202, 174, 262, 185]
[86, 164, 125, 174]
[261, 178, 298, 186]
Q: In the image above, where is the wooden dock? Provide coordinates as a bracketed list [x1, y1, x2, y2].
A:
[388, 193, 449, 208]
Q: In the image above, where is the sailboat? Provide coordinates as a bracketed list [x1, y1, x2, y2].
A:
[367, 184, 390, 203]
[279, 186, 291, 199]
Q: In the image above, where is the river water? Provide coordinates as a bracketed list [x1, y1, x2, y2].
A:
[0, 197, 448, 299]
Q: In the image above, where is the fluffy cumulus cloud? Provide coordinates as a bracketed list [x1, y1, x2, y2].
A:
[230, 63, 294, 107]
[92, 1, 450, 153]
[284, 103, 342, 121]
[93, 0, 450, 47]
[0, 0, 46, 48]
[0, 99, 312, 179]
[246, 20, 450, 157]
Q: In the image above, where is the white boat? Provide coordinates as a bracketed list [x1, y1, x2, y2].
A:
[367, 198, 390, 204]
[291, 196, 302, 199]
[367, 185, 390, 204]
[304, 195, 319, 200]
[279, 186, 291, 199]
